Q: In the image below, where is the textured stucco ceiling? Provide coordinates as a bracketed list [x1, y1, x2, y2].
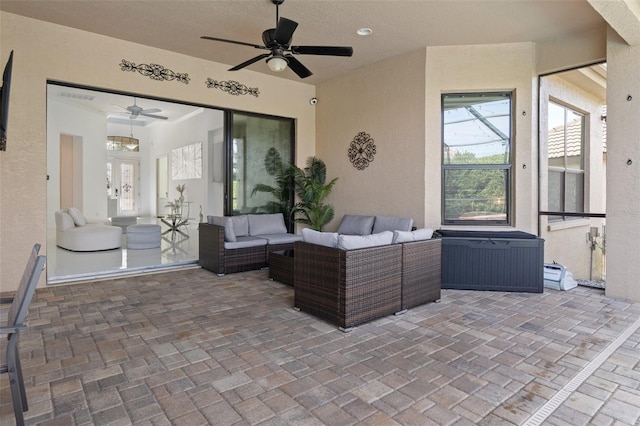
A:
[0, 0, 611, 84]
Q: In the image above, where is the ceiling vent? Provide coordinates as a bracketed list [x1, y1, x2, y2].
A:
[57, 91, 95, 101]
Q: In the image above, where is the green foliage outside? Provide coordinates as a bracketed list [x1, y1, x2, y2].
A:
[445, 152, 508, 220]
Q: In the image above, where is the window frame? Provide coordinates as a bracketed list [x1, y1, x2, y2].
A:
[225, 110, 296, 230]
[441, 91, 514, 226]
[546, 99, 586, 222]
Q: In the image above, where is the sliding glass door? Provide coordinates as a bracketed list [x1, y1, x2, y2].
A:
[228, 112, 295, 228]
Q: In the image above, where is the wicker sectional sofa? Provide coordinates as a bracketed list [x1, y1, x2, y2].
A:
[199, 213, 302, 275]
[293, 215, 441, 331]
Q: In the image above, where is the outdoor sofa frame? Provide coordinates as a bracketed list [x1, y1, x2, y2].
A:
[199, 223, 296, 275]
[293, 237, 441, 331]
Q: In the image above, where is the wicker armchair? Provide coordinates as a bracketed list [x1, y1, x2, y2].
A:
[400, 238, 441, 310]
[199, 223, 267, 275]
[293, 241, 403, 331]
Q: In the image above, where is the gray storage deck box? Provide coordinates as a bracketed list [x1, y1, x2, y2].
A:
[438, 230, 544, 293]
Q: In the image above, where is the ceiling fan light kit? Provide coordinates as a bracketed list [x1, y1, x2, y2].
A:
[267, 56, 288, 72]
[201, 0, 353, 79]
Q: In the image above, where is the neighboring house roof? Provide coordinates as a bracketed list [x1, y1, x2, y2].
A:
[548, 103, 607, 160]
[548, 118, 584, 160]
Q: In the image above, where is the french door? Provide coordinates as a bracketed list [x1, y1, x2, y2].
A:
[108, 158, 139, 216]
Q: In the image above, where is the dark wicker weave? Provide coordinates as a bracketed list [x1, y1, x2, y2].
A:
[268, 250, 294, 286]
[401, 238, 441, 309]
[199, 223, 267, 275]
[294, 241, 403, 330]
[267, 243, 296, 266]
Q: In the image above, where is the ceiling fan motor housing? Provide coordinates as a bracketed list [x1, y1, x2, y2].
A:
[262, 28, 291, 48]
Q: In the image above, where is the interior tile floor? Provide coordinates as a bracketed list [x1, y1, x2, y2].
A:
[1, 268, 639, 425]
[46, 217, 200, 285]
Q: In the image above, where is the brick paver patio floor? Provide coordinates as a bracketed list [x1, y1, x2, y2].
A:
[1, 268, 639, 425]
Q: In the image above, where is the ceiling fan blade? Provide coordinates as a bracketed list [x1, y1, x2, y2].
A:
[284, 54, 312, 79]
[140, 113, 168, 120]
[229, 53, 272, 71]
[291, 46, 353, 57]
[139, 108, 161, 114]
[201, 35, 266, 50]
[274, 17, 298, 46]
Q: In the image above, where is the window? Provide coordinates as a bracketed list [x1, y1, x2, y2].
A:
[442, 92, 512, 225]
[547, 101, 584, 221]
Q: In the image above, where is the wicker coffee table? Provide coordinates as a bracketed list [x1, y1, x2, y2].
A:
[269, 249, 294, 286]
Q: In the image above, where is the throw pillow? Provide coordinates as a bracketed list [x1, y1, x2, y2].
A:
[336, 215, 375, 235]
[68, 207, 87, 226]
[392, 228, 434, 244]
[302, 228, 338, 248]
[337, 230, 394, 250]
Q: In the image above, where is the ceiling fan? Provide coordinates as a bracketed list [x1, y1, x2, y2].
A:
[201, 0, 353, 79]
[120, 98, 168, 120]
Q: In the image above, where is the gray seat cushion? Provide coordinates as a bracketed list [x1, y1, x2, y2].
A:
[224, 236, 268, 250]
[256, 233, 303, 245]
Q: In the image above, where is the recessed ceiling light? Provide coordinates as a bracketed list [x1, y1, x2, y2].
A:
[357, 28, 372, 36]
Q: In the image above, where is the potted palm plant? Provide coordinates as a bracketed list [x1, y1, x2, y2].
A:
[291, 156, 338, 231]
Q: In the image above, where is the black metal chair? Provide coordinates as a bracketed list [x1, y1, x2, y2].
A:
[1, 244, 46, 426]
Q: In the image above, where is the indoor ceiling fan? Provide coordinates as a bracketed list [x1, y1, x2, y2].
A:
[201, 0, 353, 79]
[120, 98, 168, 120]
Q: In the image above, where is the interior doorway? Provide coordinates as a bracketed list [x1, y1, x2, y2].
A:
[59, 134, 83, 210]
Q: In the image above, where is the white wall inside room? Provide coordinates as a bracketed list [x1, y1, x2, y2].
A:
[49, 88, 225, 224]
[47, 97, 109, 229]
[149, 108, 224, 221]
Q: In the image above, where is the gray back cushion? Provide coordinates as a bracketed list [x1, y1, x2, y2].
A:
[231, 215, 249, 237]
[337, 231, 394, 250]
[337, 215, 375, 235]
[207, 216, 236, 242]
[248, 213, 286, 236]
[373, 216, 414, 233]
[302, 228, 338, 248]
[392, 228, 434, 244]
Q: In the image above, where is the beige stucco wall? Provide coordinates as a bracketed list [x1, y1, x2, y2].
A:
[315, 48, 428, 230]
[605, 27, 640, 301]
[425, 43, 539, 233]
[0, 12, 316, 292]
[536, 25, 607, 75]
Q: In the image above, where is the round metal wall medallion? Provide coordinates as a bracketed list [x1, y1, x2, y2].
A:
[348, 131, 376, 170]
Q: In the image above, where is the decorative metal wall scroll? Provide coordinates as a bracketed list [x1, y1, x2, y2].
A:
[205, 78, 260, 97]
[120, 59, 190, 84]
[348, 131, 376, 170]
